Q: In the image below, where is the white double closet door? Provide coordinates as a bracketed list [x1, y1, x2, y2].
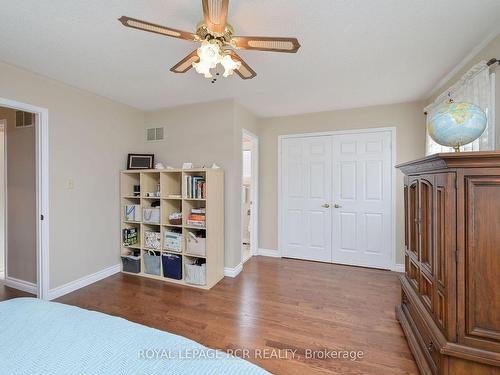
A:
[281, 130, 393, 269]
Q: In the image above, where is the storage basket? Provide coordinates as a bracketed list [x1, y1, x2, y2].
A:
[162, 253, 182, 280]
[121, 252, 141, 273]
[144, 231, 161, 250]
[124, 205, 141, 222]
[143, 208, 160, 224]
[186, 232, 206, 256]
[143, 251, 161, 276]
[168, 212, 182, 226]
[185, 258, 206, 285]
[164, 230, 182, 252]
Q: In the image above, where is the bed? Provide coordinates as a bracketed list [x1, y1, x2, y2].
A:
[0, 298, 269, 375]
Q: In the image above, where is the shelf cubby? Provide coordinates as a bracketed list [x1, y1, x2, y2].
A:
[161, 172, 182, 198]
[121, 172, 141, 198]
[140, 172, 160, 198]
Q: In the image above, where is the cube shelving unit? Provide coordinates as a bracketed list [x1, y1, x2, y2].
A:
[120, 168, 224, 289]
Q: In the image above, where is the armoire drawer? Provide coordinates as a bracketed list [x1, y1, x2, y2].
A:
[402, 288, 442, 374]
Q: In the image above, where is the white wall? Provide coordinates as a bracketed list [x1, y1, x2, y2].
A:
[0, 61, 144, 289]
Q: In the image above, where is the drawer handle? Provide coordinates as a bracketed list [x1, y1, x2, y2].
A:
[427, 342, 434, 353]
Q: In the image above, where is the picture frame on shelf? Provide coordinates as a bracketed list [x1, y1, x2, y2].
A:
[127, 154, 154, 170]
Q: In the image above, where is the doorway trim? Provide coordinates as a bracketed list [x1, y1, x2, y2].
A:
[241, 128, 259, 263]
[0, 120, 5, 281]
[278, 127, 397, 271]
[0, 97, 49, 299]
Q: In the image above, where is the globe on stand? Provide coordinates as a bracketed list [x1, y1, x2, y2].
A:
[428, 101, 487, 152]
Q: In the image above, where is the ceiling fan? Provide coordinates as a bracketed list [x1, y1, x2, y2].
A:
[118, 0, 301, 81]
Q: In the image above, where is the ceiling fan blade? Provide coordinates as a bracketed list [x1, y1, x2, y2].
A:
[170, 50, 200, 73]
[118, 16, 196, 41]
[202, 0, 229, 35]
[232, 36, 301, 53]
[227, 50, 257, 80]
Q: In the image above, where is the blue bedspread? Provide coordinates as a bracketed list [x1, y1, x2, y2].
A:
[0, 298, 269, 375]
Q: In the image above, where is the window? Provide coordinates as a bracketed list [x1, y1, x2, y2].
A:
[243, 150, 252, 178]
[425, 61, 496, 154]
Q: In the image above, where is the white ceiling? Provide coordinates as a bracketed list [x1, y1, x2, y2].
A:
[1, 0, 499, 117]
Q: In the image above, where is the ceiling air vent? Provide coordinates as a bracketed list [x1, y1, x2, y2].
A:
[15, 111, 35, 128]
[146, 127, 164, 142]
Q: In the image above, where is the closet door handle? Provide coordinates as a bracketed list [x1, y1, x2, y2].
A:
[321, 203, 330, 208]
[334, 204, 342, 208]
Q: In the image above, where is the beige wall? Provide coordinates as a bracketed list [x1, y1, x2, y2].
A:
[426, 35, 500, 148]
[258, 101, 426, 265]
[0, 61, 144, 289]
[0, 107, 37, 283]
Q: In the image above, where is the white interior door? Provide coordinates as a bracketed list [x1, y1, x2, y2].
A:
[331, 131, 392, 269]
[281, 136, 332, 262]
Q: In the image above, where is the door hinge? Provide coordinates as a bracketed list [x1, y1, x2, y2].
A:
[40, 214, 44, 221]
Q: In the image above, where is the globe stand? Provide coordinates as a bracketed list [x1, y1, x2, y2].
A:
[453, 144, 461, 152]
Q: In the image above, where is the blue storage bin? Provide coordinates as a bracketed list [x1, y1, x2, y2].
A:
[162, 253, 182, 280]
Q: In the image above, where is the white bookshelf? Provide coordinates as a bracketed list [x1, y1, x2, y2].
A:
[120, 168, 224, 289]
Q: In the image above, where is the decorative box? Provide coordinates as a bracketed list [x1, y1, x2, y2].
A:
[168, 212, 182, 226]
[164, 231, 182, 252]
[143, 208, 160, 224]
[186, 232, 206, 256]
[144, 231, 161, 250]
[185, 258, 206, 285]
[124, 205, 141, 222]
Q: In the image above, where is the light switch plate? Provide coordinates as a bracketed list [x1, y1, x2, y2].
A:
[66, 178, 74, 190]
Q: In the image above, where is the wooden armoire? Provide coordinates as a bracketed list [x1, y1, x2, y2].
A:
[396, 151, 500, 375]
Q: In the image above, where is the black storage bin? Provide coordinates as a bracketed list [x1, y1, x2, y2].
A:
[162, 253, 182, 280]
[121, 252, 141, 273]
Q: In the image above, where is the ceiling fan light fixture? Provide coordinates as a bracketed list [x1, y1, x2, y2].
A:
[119, 0, 300, 81]
[221, 54, 241, 77]
[192, 60, 214, 78]
[196, 40, 221, 67]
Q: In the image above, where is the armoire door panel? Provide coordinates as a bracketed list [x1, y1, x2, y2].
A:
[419, 177, 433, 274]
[408, 179, 419, 259]
[463, 176, 500, 350]
[435, 186, 446, 286]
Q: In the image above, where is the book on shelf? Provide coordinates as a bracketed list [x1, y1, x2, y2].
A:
[186, 220, 206, 228]
[184, 176, 206, 199]
[187, 207, 206, 228]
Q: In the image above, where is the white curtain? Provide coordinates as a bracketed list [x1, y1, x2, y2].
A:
[424, 61, 496, 154]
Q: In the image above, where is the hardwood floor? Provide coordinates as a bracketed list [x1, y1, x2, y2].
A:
[2, 257, 418, 374]
[0, 283, 34, 300]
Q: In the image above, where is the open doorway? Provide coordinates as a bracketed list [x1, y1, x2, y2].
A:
[0, 97, 49, 299]
[0, 107, 37, 292]
[241, 129, 259, 264]
[0, 119, 5, 280]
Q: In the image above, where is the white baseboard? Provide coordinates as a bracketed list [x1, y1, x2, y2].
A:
[48, 264, 121, 300]
[4, 276, 37, 294]
[224, 262, 243, 278]
[391, 263, 405, 273]
[257, 248, 281, 258]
